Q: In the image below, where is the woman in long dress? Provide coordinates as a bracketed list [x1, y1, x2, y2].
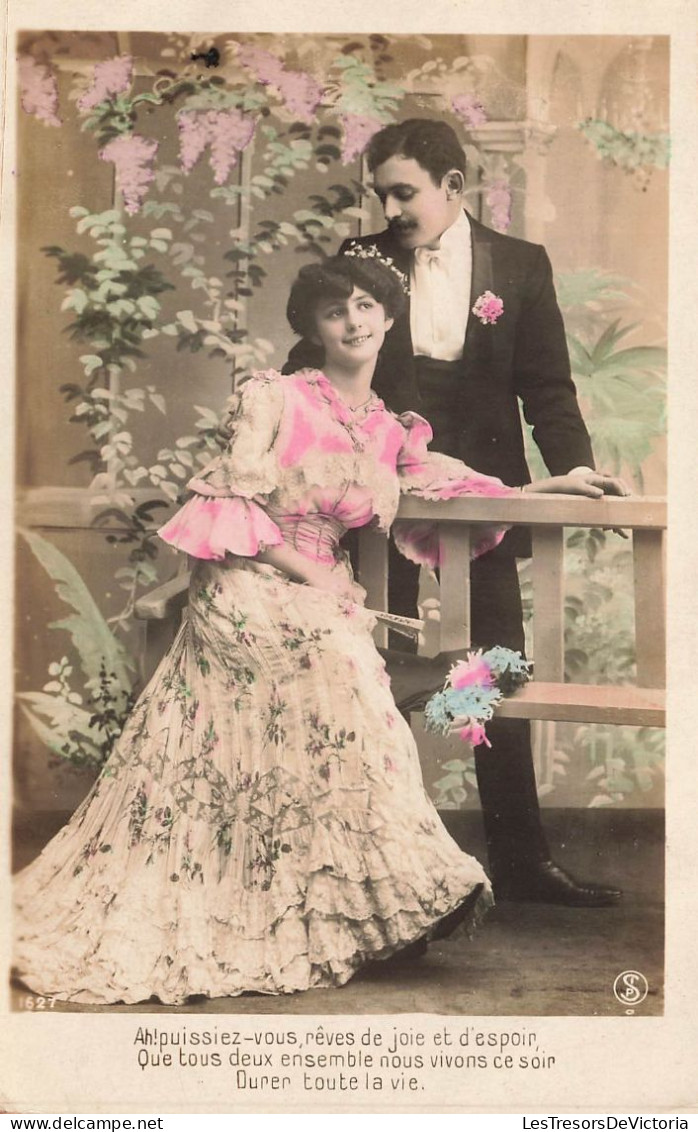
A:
[13, 255, 612, 1005]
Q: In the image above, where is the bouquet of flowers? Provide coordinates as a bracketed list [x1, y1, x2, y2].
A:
[424, 646, 532, 747]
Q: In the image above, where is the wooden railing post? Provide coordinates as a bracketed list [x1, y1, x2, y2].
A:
[633, 529, 666, 688]
[531, 527, 566, 680]
[438, 524, 472, 652]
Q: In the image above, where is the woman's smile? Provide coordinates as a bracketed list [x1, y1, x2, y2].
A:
[313, 287, 393, 373]
[343, 332, 372, 346]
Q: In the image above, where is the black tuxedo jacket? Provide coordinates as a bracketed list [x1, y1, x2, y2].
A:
[285, 213, 595, 556]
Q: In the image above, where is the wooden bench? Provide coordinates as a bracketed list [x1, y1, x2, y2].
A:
[135, 493, 666, 731]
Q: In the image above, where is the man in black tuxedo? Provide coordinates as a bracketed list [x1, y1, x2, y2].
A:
[287, 118, 625, 906]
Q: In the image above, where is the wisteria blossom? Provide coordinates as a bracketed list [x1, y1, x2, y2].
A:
[485, 178, 512, 233]
[279, 71, 323, 123]
[18, 56, 61, 127]
[99, 134, 158, 215]
[177, 110, 210, 173]
[451, 92, 487, 129]
[209, 111, 256, 184]
[339, 114, 385, 164]
[177, 109, 256, 184]
[78, 55, 133, 112]
[239, 45, 322, 124]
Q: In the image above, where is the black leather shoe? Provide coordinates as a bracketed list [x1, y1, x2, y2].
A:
[494, 861, 622, 907]
[430, 882, 485, 940]
[387, 936, 429, 962]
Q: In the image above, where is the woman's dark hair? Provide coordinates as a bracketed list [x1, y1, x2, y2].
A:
[366, 118, 466, 185]
[286, 254, 406, 339]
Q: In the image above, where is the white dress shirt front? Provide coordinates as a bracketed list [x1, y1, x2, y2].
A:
[409, 209, 472, 361]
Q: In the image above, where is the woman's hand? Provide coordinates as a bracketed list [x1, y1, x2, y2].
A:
[524, 472, 631, 499]
[257, 544, 365, 602]
[302, 563, 366, 604]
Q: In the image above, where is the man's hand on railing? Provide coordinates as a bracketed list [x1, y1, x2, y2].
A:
[524, 470, 631, 537]
[524, 471, 631, 499]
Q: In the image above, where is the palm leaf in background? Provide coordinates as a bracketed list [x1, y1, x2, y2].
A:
[566, 319, 666, 483]
[554, 268, 631, 312]
[17, 529, 136, 768]
[18, 528, 135, 689]
[525, 273, 666, 485]
[18, 693, 105, 764]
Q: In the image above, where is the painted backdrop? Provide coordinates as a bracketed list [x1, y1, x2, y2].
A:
[14, 32, 668, 812]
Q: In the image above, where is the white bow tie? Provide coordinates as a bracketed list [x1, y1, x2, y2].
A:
[415, 244, 451, 267]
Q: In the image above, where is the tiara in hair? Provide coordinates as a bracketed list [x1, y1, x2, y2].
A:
[342, 242, 410, 293]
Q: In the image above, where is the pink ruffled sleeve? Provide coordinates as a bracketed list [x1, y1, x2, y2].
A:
[392, 411, 519, 568]
[158, 372, 285, 561]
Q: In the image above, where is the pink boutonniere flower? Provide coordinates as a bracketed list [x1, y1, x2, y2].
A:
[472, 291, 504, 325]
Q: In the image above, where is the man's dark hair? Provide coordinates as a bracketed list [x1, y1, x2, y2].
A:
[365, 118, 466, 184]
[286, 254, 406, 339]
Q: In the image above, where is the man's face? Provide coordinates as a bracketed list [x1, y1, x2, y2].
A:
[371, 155, 459, 251]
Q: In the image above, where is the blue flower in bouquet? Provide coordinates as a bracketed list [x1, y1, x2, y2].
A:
[447, 684, 501, 719]
[482, 646, 531, 678]
[424, 691, 452, 735]
[482, 646, 532, 694]
[424, 645, 532, 745]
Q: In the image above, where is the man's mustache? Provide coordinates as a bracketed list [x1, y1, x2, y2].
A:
[388, 220, 416, 234]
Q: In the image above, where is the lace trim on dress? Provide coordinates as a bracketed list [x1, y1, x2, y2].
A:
[393, 409, 519, 566]
[187, 372, 284, 500]
[158, 496, 284, 560]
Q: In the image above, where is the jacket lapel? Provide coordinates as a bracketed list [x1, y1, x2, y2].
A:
[463, 214, 496, 377]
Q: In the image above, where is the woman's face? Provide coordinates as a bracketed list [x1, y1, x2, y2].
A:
[312, 286, 394, 371]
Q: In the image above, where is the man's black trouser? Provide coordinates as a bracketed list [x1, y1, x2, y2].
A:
[384, 355, 550, 877]
[387, 538, 549, 876]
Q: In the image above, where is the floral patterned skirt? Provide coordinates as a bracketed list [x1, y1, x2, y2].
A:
[14, 557, 491, 1005]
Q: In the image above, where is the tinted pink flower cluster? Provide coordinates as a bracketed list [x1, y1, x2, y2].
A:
[18, 56, 61, 127]
[339, 114, 385, 164]
[424, 646, 531, 748]
[456, 720, 492, 747]
[485, 178, 512, 233]
[451, 92, 487, 129]
[99, 134, 158, 215]
[471, 290, 504, 325]
[177, 109, 256, 184]
[450, 654, 496, 691]
[238, 46, 322, 124]
[78, 55, 133, 112]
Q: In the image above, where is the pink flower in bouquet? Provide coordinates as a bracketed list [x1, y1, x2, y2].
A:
[209, 109, 257, 184]
[340, 114, 385, 164]
[451, 92, 487, 129]
[78, 55, 133, 112]
[485, 178, 512, 233]
[472, 290, 504, 325]
[99, 134, 158, 215]
[457, 720, 492, 748]
[18, 56, 61, 127]
[450, 653, 495, 690]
